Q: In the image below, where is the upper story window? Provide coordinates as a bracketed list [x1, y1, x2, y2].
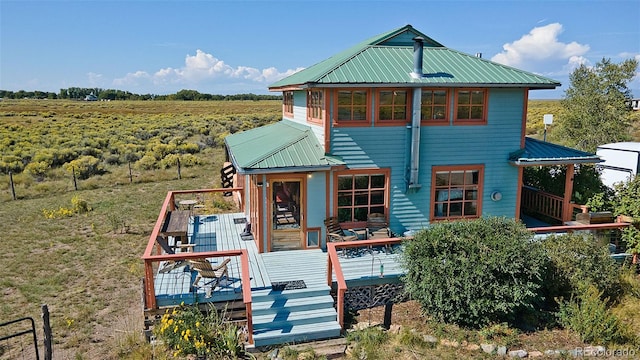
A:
[336, 90, 368, 125]
[455, 89, 487, 125]
[376, 89, 410, 125]
[307, 89, 324, 124]
[431, 165, 484, 221]
[283, 91, 294, 117]
[421, 89, 449, 125]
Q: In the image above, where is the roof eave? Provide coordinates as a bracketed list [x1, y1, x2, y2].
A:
[510, 158, 603, 167]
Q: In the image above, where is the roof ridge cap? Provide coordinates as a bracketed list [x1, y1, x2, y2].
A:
[244, 127, 313, 168]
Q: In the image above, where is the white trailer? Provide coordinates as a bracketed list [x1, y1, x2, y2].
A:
[596, 142, 640, 188]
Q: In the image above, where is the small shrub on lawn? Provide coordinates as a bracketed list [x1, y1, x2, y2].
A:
[346, 326, 389, 360]
[558, 285, 633, 345]
[402, 217, 546, 328]
[541, 233, 622, 306]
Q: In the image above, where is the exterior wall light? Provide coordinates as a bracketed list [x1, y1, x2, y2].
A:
[490, 191, 502, 201]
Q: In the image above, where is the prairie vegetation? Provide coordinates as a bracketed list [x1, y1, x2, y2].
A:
[1, 99, 638, 359]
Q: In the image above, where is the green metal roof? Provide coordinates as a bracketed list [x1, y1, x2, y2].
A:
[224, 120, 344, 174]
[509, 138, 602, 166]
[269, 24, 560, 90]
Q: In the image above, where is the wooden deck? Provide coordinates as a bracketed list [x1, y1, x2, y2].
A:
[154, 212, 405, 307]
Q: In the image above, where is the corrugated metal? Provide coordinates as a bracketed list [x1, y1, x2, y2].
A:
[509, 138, 602, 165]
[225, 120, 344, 172]
[269, 25, 559, 90]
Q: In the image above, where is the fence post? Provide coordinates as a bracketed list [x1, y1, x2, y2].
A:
[9, 171, 17, 200]
[177, 157, 182, 180]
[72, 166, 78, 191]
[42, 304, 52, 360]
[128, 161, 133, 183]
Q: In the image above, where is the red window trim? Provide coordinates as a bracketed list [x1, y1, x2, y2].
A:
[421, 88, 450, 126]
[453, 89, 488, 125]
[333, 89, 370, 127]
[374, 88, 411, 126]
[307, 89, 324, 125]
[333, 168, 390, 229]
[430, 164, 484, 222]
[283, 91, 294, 117]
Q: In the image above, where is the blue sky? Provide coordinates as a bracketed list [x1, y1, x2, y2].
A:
[1, 0, 638, 99]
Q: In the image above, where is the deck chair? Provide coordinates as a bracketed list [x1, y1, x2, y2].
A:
[189, 258, 231, 290]
[156, 235, 195, 273]
[366, 213, 391, 239]
[324, 217, 359, 243]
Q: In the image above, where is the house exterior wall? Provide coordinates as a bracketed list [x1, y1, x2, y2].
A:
[328, 88, 525, 234]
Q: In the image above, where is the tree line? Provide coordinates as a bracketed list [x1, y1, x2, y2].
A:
[0, 88, 283, 101]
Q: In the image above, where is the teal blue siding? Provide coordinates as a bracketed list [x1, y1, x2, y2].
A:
[305, 172, 328, 248]
[329, 88, 525, 234]
[289, 90, 307, 123]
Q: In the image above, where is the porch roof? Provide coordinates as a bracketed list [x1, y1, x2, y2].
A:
[509, 137, 602, 166]
[225, 120, 344, 174]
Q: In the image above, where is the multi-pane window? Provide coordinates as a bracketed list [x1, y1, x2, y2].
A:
[307, 89, 323, 123]
[432, 166, 483, 220]
[377, 89, 409, 123]
[421, 89, 448, 124]
[455, 89, 487, 123]
[283, 91, 293, 116]
[336, 90, 368, 122]
[337, 172, 387, 223]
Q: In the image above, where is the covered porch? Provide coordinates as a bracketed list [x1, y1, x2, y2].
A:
[512, 137, 602, 225]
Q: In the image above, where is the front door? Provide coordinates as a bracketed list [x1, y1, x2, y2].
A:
[269, 178, 304, 251]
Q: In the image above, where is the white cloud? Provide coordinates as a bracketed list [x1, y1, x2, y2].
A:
[491, 23, 590, 70]
[113, 49, 303, 92]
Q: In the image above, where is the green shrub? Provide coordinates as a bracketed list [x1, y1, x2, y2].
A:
[558, 285, 632, 344]
[541, 233, 622, 305]
[346, 326, 388, 360]
[154, 304, 251, 359]
[63, 155, 105, 180]
[135, 154, 158, 170]
[402, 217, 546, 328]
[24, 160, 50, 180]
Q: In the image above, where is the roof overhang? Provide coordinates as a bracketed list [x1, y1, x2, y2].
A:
[509, 138, 602, 166]
[224, 120, 345, 175]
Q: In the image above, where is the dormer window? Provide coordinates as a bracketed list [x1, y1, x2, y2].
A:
[376, 89, 410, 125]
[307, 89, 324, 124]
[335, 90, 369, 125]
[283, 91, 294, 117]
[454, 89, 487, 125]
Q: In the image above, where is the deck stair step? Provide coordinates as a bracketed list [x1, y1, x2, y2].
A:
[250, 285, 341, 348]
[252, 294, 335, 315]
[253, 308, 338, 330]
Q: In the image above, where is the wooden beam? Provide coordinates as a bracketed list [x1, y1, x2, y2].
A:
[563, 164, 575, 223]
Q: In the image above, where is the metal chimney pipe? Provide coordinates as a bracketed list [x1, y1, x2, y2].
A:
[412, 36, 425, 78]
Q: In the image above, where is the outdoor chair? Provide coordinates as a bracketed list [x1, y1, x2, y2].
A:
[324, 217, 360, 243]
[156, 235, 195, 273]
[366, 213, 391, 239]
[188, 258, 231, 291]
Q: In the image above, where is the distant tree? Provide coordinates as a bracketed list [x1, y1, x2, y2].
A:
[552, 58, 638, 153]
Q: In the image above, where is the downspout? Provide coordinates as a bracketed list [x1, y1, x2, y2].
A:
[408, 37, 424, 189]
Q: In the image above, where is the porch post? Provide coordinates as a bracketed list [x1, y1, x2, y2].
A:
[563, 164, 575, 223]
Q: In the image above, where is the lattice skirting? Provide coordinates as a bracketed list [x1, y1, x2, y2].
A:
[344, 283, 409, 311]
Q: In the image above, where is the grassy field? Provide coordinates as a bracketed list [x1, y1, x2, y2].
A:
[1, 99, 638, 359]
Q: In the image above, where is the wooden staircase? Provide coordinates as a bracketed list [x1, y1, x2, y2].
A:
[250, 285, 341, 347]
[249, 249, 342, 348]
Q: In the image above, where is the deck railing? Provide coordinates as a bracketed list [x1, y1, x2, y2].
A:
[326, 237, 403, 329]
[521, 186, 589, 223]
[141, 187, 254, 344]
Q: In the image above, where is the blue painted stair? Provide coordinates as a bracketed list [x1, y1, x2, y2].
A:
[250, 284, 342, 347]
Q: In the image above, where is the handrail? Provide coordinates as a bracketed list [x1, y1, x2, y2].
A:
[141, 187, 244, 319]
[141, 249, 253, 345]
[529, 221, 631, 234]
[326, 237, 403, 329]
[522, 186, 564, 222]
